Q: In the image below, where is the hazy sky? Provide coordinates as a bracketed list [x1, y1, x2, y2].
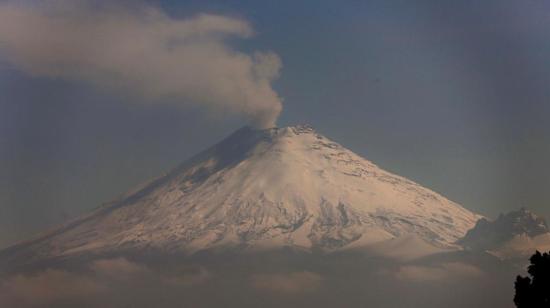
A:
[1, 0, 549, 248]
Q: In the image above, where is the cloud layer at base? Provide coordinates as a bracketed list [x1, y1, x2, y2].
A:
[250, 271, 324, 294]
[0, 257, 211, 307]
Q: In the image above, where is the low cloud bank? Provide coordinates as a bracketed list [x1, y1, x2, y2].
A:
[250, 271, 324, 294]
[0, 257, 211, 307]
[392, 262, 484, 282]
[0, 269, 104, 306]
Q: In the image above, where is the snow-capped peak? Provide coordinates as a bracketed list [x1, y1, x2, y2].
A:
[1, 125, 481, 263]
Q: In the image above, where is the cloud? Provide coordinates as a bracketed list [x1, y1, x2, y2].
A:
[0, 269, 105, 307]
[392, 262, 483, 283]
[90, 257, 211, 287]
[0, 1, 282, 128]
[0, 258, 211, 307]
[91, 257, 151, 278]
[250, 271, 323, 294]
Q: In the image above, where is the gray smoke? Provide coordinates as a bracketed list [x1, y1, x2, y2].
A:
[0, 1, 283, 128]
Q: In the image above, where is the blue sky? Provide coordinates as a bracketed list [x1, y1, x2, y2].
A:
[1, 0, 549, 248]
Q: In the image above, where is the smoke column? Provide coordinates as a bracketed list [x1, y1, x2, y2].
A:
[0, 1, 283, 128]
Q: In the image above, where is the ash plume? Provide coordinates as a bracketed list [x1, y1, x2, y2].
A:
[0, 1, 282, 128]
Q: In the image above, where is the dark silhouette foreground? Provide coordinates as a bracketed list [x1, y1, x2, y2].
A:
[514, 250, 550, 307]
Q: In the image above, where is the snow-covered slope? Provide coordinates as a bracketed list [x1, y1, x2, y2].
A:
[2, 125, 480, 263]
[459, 208, 550, 259]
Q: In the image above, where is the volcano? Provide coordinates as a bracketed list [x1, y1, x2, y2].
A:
[1, 125, 481, 266]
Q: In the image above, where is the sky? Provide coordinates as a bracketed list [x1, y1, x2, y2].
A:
[1, 0, 549, 248]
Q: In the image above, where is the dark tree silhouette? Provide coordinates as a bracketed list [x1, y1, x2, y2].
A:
[514, 250, 550, 307]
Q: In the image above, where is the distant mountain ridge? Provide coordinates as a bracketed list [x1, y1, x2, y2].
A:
[459, 208, 550, 259]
